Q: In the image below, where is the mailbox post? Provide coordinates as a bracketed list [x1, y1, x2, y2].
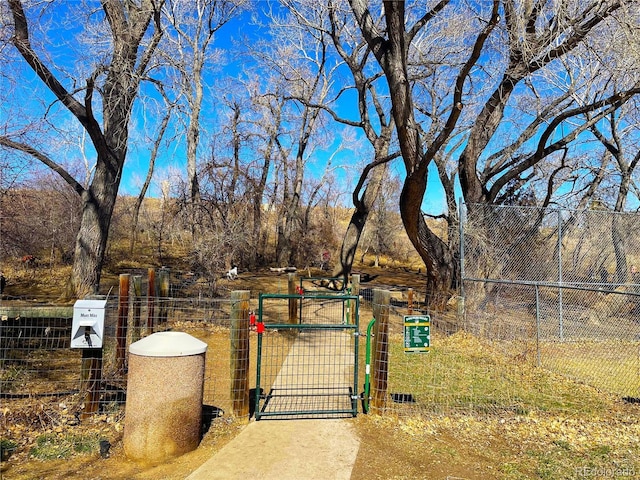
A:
[71, 299, 107, 419]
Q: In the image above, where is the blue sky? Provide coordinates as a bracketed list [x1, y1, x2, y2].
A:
[107, 5, 454, 216]
[12, 1, 622, 219]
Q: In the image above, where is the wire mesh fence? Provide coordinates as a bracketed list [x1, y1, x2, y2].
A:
[357, 290, 486, 416]
[1, 306, 81, 401]
[360, 288, 639, 418]
[4, 201, 640, 431]
[0, 296, 255, 433]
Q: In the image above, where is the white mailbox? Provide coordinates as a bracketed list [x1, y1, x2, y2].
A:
[71, 299, 107, 348]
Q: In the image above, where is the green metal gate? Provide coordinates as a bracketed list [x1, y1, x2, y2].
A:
[254, 292, 360, 420]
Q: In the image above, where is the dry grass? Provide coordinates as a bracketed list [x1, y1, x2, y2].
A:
[541, 340, 640, 398]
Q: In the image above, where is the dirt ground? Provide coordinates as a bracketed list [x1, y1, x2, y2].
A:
[6, 399, 640, 480]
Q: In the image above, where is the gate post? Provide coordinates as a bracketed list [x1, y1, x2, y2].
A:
[147, 268, 156, 333]
[131, 275, 142, 343]
[147, 268, 156, 334]
[157, 267, 170, 329]
[372, 289, 390, 412]
[349, 274, 360, 325]
[231, 290, 251, 420]
[287, 273, 299, 336]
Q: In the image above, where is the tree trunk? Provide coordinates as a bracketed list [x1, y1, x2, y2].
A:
[276, 209, 297, 266]
[336, 208, 368, 277]
[334, 161, 388, 280]
[7, 0, 162, 297]
[72, 160, 121, 296]
[400, 169, 455, 306]
[186, 51, 205, 236]
[612, 215, 628, 284]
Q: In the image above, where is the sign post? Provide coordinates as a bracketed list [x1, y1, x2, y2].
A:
[404, 315, 430, 353]
[71, 298, 107, 418]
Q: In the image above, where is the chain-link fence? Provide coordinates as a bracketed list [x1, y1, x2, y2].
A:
[359, 204, 640, 417]
[461, 203, 640, 286]
[460, 203, 640, 401]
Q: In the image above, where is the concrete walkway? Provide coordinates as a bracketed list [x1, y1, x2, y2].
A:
[185, 418, 360, 480]
[189, 301, 361, 479]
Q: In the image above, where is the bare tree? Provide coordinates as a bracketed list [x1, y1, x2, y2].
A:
[267, 1, 399, 279]
[129, 86, 176, 254]
[197, 94, 255, 272]
[1, 0, 164, 296]
[588, 103, 640, 282]
[245, 10, 338, 267]
[0, 174, 81, 265]
[161, 0, 247, 235]
[324, 1, 399, 279]
[346, 0, 640, 303]
[249, 90, 284, 266]
[361, 173, 402, 268]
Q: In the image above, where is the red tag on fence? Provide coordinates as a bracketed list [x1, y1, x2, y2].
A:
[250, 313, 256, 325]
[256, 322, 265, 334]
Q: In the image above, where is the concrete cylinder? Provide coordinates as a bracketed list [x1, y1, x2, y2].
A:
[123, 331, 207, 463]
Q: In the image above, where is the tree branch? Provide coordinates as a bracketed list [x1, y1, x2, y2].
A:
[406, 0, 451, 44]
[0, 136, 85, 196]
[488, 86, 640, 200]
[352, 150, 401, 209]
[8, 0, 89, 125]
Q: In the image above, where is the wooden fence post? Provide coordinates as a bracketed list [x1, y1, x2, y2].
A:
[115, 274, 130, 373]
[80, 348, 102, 420]
[350, 274, 360, 325]
[230, 290, 250, 419]
[131, 275, 142, 343]
[372, 288, 390, 411]
[407, 288, 414, 315]
[147, 268, 156, 332]
[157, 267, 170, 328]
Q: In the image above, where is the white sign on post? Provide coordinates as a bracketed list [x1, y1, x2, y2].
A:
[71, 299, 107, 348]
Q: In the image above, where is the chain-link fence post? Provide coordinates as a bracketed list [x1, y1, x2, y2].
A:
[558, 209, 564, 341]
